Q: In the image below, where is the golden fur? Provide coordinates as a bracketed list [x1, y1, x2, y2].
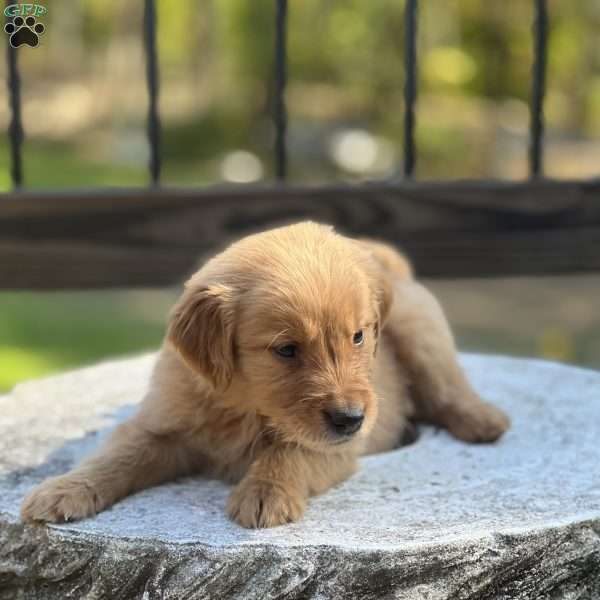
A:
[21, 222, 509, 528]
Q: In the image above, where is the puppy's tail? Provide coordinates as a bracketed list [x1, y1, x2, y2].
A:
[359, 239, 414, 281]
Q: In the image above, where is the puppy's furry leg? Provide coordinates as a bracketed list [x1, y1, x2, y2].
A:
[387, 280, 510, 442]
[21, 418, 195, 523]
[227, 445, 356, 528]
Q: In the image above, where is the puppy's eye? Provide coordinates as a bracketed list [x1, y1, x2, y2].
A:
[353, 330, 364, 346]
[274, 344, 297, 359]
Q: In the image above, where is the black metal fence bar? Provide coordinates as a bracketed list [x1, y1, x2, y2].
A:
[274, 0, 288, 180]
[529, 0, 548, 177]
[5, 21, 23, 188]
[403, 0, 418, 178]
[143, 0, 161, 185]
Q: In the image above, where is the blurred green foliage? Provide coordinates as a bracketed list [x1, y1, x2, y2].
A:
[1, 0, 599, 185]
[0, 292, 168, 391]
[0, 140, 145, 189]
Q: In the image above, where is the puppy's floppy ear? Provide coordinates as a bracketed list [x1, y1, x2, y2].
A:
[370, 263, 393, 336]
[354, 239, 399, 335]
[167, 282, 236, 389]
[359, 253, 393, 339]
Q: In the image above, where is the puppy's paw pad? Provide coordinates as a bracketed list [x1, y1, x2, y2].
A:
[447, 401, 510, 443]
[227, 480, 305, 528]
[21, 476, 101, 524]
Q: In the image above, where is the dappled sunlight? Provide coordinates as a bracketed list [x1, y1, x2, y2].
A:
[537, 329, 576, 364]
[0, 346, 61, 391]
[328, 129, 395, 176]
[221, 150, 264, 183]
[423, 46, 477, 87]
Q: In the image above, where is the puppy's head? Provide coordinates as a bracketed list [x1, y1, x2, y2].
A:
[168, 222, 392, 451]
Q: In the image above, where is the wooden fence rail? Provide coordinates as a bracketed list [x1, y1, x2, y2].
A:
[1, 179, 599, 289]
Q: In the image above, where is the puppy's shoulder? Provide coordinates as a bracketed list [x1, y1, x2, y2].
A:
[137, 344, 214, 435]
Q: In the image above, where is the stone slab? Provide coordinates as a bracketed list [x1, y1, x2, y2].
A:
[1, 353, 599, 599]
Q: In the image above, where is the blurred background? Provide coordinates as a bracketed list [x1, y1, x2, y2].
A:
[1, 0, 599, 392]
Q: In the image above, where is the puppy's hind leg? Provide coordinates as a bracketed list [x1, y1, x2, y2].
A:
[386, 280, 510, 443]
[21, 418, 196, 523]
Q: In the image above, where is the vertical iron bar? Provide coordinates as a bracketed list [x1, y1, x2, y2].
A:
[274, 0, 288, 180]
[5, 6, 24, 188]
[143, 0, 161, 185]
[529, 0, 547, 178]
[403, 0, 418, 178]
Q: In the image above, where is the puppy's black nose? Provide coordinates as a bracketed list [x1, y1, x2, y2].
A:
[324, 408, 364, 436]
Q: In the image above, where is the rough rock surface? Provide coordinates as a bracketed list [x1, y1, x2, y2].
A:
[1, 353, 599, 599]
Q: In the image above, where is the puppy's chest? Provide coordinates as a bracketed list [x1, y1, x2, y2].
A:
[188, 402, 265, 482]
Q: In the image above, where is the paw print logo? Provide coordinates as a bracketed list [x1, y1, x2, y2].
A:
[4, 16, 45, 48]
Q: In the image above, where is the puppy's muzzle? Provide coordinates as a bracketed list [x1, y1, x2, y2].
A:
[323, 407, 364, 437]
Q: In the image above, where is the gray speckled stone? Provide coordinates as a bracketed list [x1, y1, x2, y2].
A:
[1, 353, 599, 599]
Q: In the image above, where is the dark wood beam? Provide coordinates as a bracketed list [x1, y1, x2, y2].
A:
[1, 179, 599, 289]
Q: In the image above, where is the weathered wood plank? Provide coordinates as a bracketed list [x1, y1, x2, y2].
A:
[0, 180, 599, 288]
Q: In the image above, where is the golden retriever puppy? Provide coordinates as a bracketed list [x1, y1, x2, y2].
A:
[21, 222, 509, 528]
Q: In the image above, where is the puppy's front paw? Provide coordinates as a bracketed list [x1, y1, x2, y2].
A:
[445, 400, 510, 443]
[21, 475, 103, 524]
[227, 479, 306, 528]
